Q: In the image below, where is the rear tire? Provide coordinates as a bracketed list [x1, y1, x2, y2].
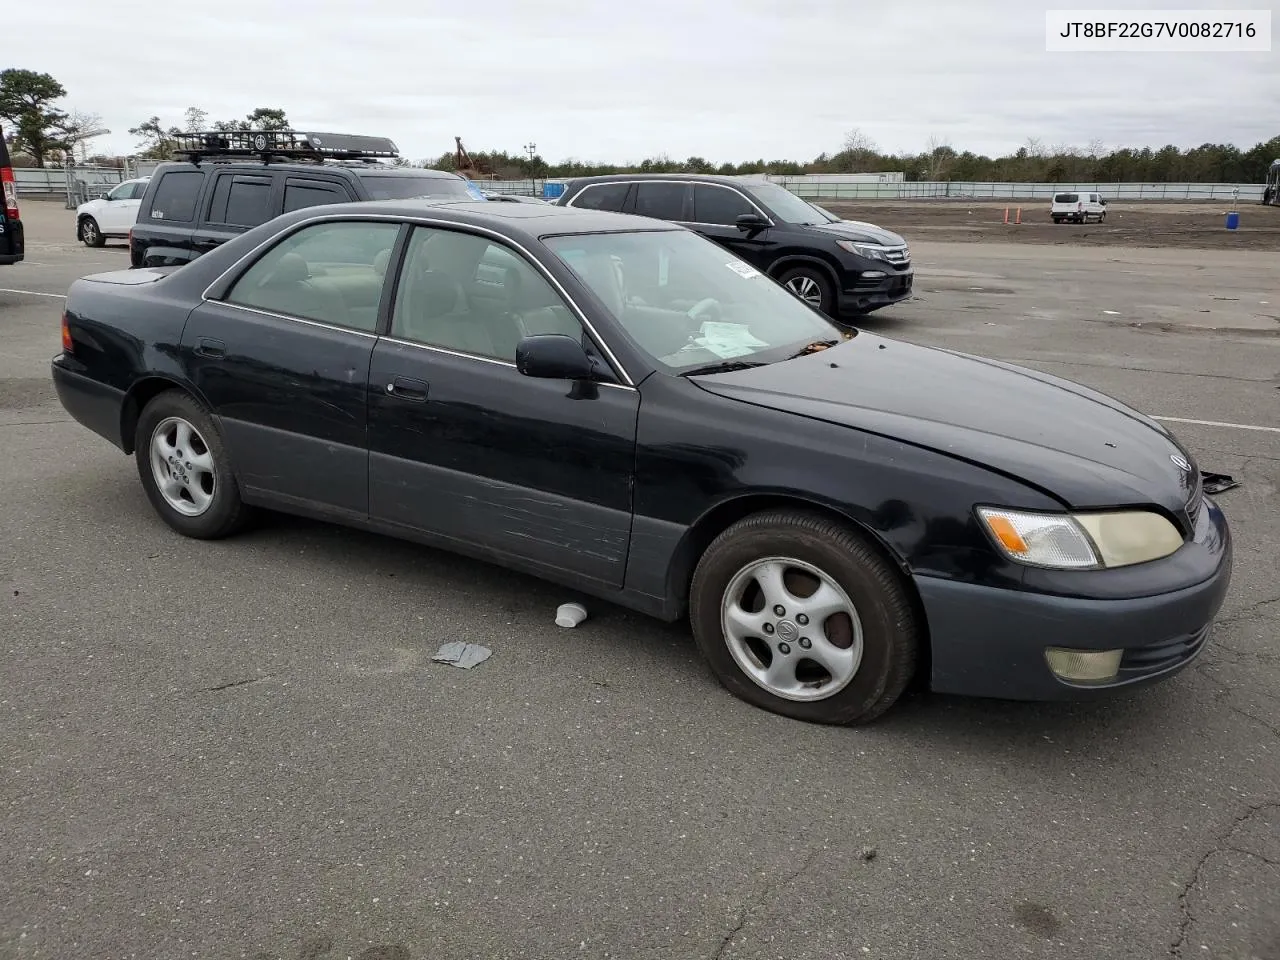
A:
[689, 508, 920, 725]
[134, 390, 251, 540]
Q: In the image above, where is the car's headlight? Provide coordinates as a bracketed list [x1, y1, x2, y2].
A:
[976, 506, 1184, 570]
[835, 239, 887, 260]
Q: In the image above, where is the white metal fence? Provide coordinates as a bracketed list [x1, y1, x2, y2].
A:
[13, 166, 1266, 205]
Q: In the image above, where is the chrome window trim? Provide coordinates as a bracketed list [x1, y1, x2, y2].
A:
[199, 211, 637, 387]
[565, 179, 776, 229]
[378, 336, 637, 393]
[215, 300, 380, 338]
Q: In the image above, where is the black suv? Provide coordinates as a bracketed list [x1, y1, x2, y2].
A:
[130, 130, 484, 268]
[0, 127, 24, 267]
[554, 173, 912, 318]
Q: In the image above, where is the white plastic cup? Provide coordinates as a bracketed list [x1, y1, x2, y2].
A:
[555, 602, 588, 628]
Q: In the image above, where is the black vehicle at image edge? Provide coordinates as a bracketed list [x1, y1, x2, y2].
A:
[49, 198, 1232, 725]
[1, 127, 24, 266]
[555, 173, 912, 320]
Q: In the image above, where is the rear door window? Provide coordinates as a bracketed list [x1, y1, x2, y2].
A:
[572, 182, 631, 212]
[283, 178, 352, 214]
[1054, 193, 1079, 203]
[633, 182, 688, 220]
[206, 174, 274, 228]
[147, 170, 204, 222]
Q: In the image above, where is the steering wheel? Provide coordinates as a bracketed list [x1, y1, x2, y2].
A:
[686, 298, 722, 323]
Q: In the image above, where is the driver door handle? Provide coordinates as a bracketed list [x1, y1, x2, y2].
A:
[385, 376, 429, 402]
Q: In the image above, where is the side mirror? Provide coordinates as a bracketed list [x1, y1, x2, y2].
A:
[735, 213, 769, 232]
[1100, 199, 1107, 205]
[515, 334, 595, 380]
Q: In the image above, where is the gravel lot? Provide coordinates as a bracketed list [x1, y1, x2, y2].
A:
[2, 199, 1278, 960]
[824, 199, 1280, 251]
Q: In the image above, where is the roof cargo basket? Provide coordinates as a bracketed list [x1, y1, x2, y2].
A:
[172, 130, 400, 164]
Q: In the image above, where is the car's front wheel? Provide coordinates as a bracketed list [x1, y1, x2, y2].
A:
[777, 266, 834, 317]
[134, 391, 250, 539]
[689, 509, 920, 725]
[79, 216, 105, 248]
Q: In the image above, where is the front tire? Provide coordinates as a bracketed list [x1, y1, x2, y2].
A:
[777, 266, 835, 318]
[689, 509, 920, 725]
[80, 216, 105, 248]
[134, 391, 250, 539]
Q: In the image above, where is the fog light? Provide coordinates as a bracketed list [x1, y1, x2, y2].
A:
[861, 270, 886, 279]
[1044, 647, 1123, 683]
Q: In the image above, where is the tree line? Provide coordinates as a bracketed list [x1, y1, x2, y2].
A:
[3, 69, 1276, 183]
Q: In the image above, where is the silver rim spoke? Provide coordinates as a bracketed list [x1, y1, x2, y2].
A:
[148, 415, 217, 518]
[719, 556, 865, 703]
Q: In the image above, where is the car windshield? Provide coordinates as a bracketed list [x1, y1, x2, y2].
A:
[358, 174, 477, 201]
[742, 182, 828, 225]
[542, 229, 844, 374]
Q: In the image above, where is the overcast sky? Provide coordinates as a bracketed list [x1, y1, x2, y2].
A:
[13, 0, 1278, 165]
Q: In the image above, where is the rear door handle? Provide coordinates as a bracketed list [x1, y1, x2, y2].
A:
[195, 337, 225, 358]
[385, 376, 428, 402]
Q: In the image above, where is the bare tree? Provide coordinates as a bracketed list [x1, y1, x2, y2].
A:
[64, 109, 106, 162]
[843, 127, 878, 156]
[183, 106, 208, 132]
[1024, 137, 1046, 158]
[1087, 138, 1106, 159]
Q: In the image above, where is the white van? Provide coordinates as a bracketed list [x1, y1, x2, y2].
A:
[1051, 191, 1107, 224]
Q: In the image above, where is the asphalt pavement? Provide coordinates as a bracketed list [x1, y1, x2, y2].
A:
[2, 200, 1277, 960]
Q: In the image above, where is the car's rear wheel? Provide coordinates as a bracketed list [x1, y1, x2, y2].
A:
[80, 217, 105, 248]
[689, 509, 920, 725]
[777, 266, 835, 317]
[134, 391, 250, 539]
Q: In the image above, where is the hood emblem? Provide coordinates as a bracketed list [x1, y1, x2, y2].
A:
[1170, 453, 1192, 472]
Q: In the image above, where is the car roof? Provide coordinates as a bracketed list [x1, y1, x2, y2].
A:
[148, 159, 459, 179]
[563, 172, 773, 188]
[280, 196, 684, 240]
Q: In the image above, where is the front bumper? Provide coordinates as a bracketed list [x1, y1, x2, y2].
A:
[837, 266, 913, 315]
[916, 496, 1233, 701]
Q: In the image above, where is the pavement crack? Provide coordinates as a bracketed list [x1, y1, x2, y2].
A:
[713, 847, 822, 959]
[1217, 595, 1280, 628]
[202, 675, 273, 693]
[1170, 802, 1280, 957]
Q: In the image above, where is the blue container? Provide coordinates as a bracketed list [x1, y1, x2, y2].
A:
[1226, 211, 1240, 230]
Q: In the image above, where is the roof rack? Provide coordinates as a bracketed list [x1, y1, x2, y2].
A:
[172, 130, 400, 165]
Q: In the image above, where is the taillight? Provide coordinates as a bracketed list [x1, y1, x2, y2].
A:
[1, 166, 18, 220]
[61, 312, 73, 353]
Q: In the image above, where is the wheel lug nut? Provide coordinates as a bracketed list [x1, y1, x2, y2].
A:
[799, 637, 812, 649]
[773, 605, 785, 616]
[762, 623, 775, 635]
[778, 642, 791, 655]
[797, 614, 809, 626]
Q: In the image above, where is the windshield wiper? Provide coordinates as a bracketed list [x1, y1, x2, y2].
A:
[787, 339, 840, 358]
[678, 359, 769, 377]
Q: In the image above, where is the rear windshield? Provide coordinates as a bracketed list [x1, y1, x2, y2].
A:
[0, 129, 10, 167]
[357, 174, 478, 201]
[1054, 193, 1080, 203]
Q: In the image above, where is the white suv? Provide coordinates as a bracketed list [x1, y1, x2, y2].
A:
[1051, 191, 1107, 224]
[76, 177, 150, 247]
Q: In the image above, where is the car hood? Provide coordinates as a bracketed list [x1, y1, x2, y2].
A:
[690, 334, 1198, 514]
[807, 219, 906, 246]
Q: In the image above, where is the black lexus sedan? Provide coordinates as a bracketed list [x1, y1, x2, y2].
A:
[50, 198, 1232, 725]
[554, 173, 913, 319]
